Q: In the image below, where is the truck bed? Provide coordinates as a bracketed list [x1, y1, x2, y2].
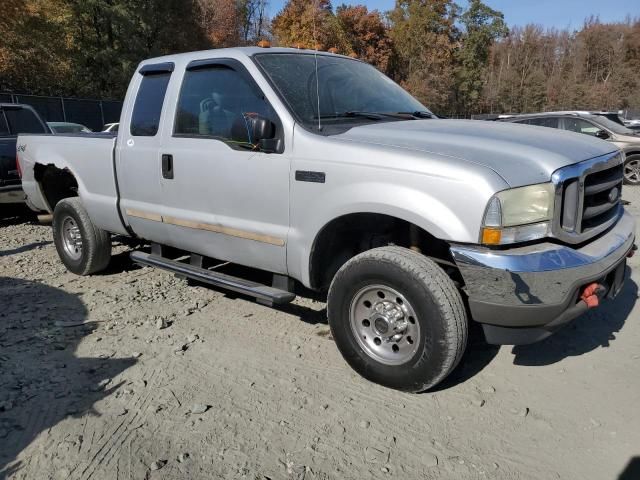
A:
[18, 133, 127, 234]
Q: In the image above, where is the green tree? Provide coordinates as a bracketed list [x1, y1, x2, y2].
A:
[65, 0, 209, 97]
[455, 0, 507, 114]
[388, 0, 459, 114]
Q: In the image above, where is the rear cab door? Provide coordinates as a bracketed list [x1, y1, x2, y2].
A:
[116, 62, 174, 243]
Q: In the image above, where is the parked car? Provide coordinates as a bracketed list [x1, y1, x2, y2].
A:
[624, 120, 640, 132]
[0, 103, 50, 205]
[47, 122, 92, 134]
[18, 47, 635, 392]
[102, 122, 119, 133]
[499, 112, 640, 185]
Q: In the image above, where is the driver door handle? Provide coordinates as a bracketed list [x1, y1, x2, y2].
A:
[162, 154, 174, 179]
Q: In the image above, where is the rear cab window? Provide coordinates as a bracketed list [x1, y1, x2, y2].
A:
[130, 63, 174, 136]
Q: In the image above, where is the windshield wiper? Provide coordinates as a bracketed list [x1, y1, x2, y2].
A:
[314, 111, 385, 121]
[395, 111, 435, 119]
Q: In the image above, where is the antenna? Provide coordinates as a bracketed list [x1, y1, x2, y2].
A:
[312, 0, 321, 131]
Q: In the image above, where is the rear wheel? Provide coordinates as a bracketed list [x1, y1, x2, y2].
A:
[327, 246, 468, 392]
[52, 198, 111, 275]
[623, 155, 640, 185]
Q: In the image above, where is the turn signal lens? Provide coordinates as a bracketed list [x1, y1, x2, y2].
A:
[481, 228, 502, 245]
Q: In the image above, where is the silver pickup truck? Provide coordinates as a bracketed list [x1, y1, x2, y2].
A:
[18, 47, 636, 392]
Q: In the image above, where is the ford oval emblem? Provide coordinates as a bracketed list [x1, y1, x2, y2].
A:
[608, 187, 620, 203]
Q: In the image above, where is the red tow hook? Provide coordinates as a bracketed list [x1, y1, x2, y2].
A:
[628, 244, 638, 258]
[580, 283, 607, 309]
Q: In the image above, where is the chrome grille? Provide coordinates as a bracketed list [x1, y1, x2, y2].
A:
[552, 152, 623, 244]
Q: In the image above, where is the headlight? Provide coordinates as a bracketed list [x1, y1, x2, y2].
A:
[481, 183, 555, 245]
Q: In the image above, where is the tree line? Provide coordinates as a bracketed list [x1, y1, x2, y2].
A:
[1, 0, 638, 117]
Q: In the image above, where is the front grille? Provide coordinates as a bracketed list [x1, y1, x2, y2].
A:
[553, 152, 623, 244]
[581, 166, 623, 232]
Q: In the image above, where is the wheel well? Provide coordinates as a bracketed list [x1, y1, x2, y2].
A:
[625, 151, 640, 159]
[308, 213, 458, 290]
[34, 164, 79, 211]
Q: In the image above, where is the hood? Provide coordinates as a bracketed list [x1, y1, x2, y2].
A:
[335, 119, 618, 187]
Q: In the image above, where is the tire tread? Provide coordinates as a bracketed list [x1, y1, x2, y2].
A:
[328, 246, 468, 392]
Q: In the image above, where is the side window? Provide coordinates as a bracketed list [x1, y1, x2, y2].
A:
[174, 65, 277, 149]
[130, 72, 171, 136]
[4, 108, 46, 134]
[563, 118, 599, 136]
[527, 117, 559, 128]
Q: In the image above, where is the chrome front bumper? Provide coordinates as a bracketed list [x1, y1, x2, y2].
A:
[450, 210, 636, 344]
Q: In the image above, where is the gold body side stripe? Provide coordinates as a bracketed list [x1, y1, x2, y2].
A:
[125, 208, 162, 222]
[125, 209, 285, 247]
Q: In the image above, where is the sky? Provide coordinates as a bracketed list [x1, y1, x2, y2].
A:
[267, 0, 639, 29]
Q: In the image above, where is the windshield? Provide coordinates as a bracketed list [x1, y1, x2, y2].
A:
[254, 53, 431, 132]
[593, 115, 637, 135]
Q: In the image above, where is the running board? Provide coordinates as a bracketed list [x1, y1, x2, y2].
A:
[130, 251, 296, 305]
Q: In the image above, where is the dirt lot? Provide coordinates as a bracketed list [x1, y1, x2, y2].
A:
[1, 192, 640, 480]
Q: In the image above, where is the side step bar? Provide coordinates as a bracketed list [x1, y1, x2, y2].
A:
[130, 251, 296, 305]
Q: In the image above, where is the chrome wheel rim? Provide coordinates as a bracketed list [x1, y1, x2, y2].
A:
[349, 284, 421, 365]
[624, 159, 640, 183]
[61, 216, 83, 260]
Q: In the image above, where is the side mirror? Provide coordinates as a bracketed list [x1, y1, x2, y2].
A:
[246, 114, 276, 143]
[232, 114, 280, 153]
[595, 129, 610, 140]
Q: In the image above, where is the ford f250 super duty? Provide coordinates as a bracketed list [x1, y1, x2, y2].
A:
[18, 47, 636, 392]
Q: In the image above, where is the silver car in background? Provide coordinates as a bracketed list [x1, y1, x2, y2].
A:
[499, 111, 640, 185]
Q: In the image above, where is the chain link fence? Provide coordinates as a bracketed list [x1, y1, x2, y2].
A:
[0, 93, 123, 132]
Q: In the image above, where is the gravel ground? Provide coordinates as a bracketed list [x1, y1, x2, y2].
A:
[1, 193, 639, 480]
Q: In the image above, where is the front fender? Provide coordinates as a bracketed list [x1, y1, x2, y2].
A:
[288, 177, 501, 287]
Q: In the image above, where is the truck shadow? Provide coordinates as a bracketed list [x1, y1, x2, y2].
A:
[0, 277, 134, 479]
[0, 241, 51, 257]
[511, 269, 637, 366]
[0, 204, 37, 227]
[618, 457, 640, 480]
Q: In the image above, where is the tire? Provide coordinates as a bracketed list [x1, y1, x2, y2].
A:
[327, 246, 468, 392]
[623, 155, 640, 185]
[52, 197, 111, 275]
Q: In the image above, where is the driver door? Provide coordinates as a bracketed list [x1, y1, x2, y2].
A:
[158, 58, 290, 274]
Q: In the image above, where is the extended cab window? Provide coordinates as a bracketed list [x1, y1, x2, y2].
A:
[130, 72, 171, 136]
[174, 64, 277, 150]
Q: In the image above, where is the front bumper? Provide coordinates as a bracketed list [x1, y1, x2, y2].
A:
[451, 210, 636, 345]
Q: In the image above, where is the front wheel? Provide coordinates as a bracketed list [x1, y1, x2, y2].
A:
[623, 155, 640, 185]
[52, 197, 111, 275]
[328, 246, 468, 392]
